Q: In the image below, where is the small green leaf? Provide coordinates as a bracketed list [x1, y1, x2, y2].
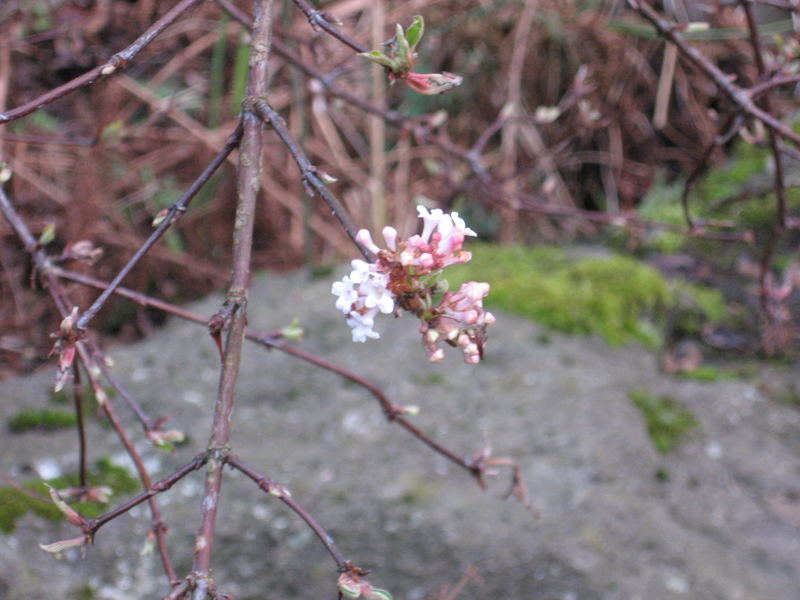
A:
[394, 23, 410, 67]
[39, 223, 56, 246]
[405, 15, 424, 50]
[358, 51, 395, 68]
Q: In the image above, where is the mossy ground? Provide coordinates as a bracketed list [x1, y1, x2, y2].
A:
[0, 458, 138, 533]
[448, 243, 725, 349]
[8, 408, 77, 433]
[628, 389, 698, 453]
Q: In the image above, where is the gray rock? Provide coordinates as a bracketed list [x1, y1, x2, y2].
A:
[1, 269, 798, 599]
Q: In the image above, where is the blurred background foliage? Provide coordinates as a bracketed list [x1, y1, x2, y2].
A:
[0, 0, 798, 377]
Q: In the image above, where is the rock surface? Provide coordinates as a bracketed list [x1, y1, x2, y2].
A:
[1, 269, 799, 600]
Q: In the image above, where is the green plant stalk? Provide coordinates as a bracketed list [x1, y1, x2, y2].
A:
[208, 14, 230, 129]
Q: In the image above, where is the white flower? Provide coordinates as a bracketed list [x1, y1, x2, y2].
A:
[417, 205, 444, 242]
[332, 261, 396, 342]
[331, 277, 357, 313]
[450, 211, 477, 237]
[347, 311, 380, 342]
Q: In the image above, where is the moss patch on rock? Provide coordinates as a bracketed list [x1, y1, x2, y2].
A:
[629, 389, 698, 453]
[448, 244, 678, 347]
[8, 408, 77, 433]
[0, 458, 139, 533]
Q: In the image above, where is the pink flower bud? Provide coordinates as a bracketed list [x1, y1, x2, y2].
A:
[356, 229, 380, 254]
[429, 348, 445, 362]
[381, 226, 398, 250]
[403, 72, 463, 95]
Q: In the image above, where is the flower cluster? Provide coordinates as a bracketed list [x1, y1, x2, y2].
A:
[332, 205, 495, 363]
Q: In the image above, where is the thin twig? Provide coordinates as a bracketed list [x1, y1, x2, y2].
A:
[290, 0, 369, 53]
[51, 265, 485, 480]
[627, 0, 800, 148]
[75, 123, 243, 332]
[226, 454, 350, 569]
[0, 186, 179, 584]
[252, 99, 377, 261]
[0, 0, 204, 124]
[89, 455, 207, 532]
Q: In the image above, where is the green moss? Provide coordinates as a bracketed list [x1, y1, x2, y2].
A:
[0, 458, 139, 533]
[0, 487, 61, 533]
[629, 389, 698, 454]
[697, 142, 768, 200]
[8, 408, 77, 433]
[448, 244, 672, 347]
[678, 284, 726, 322]
[675, 365, 739, 382]
[668, 281, 730, 336]
[68, 584, 97, 600]
[411, 373, 446, 386]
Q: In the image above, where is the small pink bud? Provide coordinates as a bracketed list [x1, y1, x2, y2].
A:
[381, 226, 398, 250]
[403, 72, 463, 95]
[424, 330, 440, 344]
[429, 348, 445, 362]
[45, 484, 85, 527]
[356, 229, 380, 254]
[337, 573, 363, 599]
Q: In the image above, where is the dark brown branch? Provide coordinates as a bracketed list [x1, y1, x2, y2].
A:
[53, 265, 485, 480]
[191, 2, 275, 597]
[259, 336, 481, 478]
[741, 0, 787, 228]
[0, 0, 204, 125]
[739, 0, 788, 318]
[680, 113, 745, 229]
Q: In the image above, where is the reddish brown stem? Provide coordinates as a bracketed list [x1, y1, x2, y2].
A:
[226, 455, 350, 569]
[190, 2, 275, 597]
[89, 455, 207, 532]
[72, 364, 89, 493]
[52, 264, 485, 479]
